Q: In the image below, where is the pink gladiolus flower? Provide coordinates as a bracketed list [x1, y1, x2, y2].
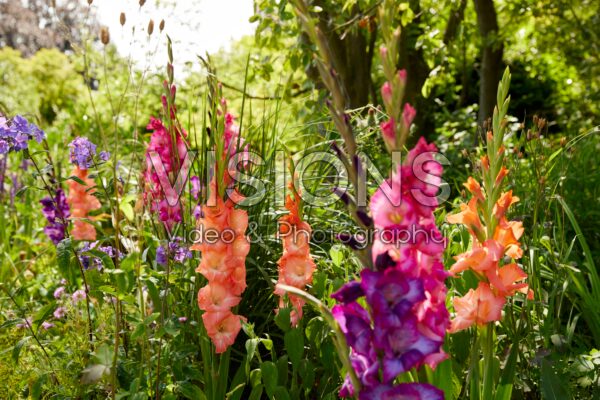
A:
[143, 116, 188, 231]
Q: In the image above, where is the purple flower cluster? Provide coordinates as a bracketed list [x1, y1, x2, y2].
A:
[156, 237, 192, 266]
[40, 188, 70, 244]
[68, 137, 110, 169]
[0, 115, 45, 154]
[79, 241, 120, 270]
[331, 139, 449, 399]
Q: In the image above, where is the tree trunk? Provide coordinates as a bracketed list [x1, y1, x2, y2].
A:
[313, 2, 374, 109]
[397, 0, 433, 142]
[473, 0, 503, 133]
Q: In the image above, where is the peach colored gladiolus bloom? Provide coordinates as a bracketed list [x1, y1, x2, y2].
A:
[67, 166, 101, 240]
[447, 173, 531, 333]
[449, 282, 505, 333]
[275, 186, 316, 327]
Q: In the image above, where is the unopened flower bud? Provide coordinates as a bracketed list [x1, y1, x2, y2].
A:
[159, 19, 165, 32]
[398, 69, 407, 85]
[139, 0, 146, 6]
[402, 103, 416, 127]
[120, 12, 126, 26]
[381, 82, 392, 105]
[379, 46, 388, 59]
[87, 0, 93, 4]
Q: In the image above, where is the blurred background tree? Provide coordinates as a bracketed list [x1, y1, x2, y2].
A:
[0, 0, 97, 56]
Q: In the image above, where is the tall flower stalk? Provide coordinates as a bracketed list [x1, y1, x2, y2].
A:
[191, 99, 249, 354]
[275, 177, 316, 327]
[284, 1, 449, 398]
[447, 68, 532, 399]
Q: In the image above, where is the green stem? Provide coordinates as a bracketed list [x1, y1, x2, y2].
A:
[468, 330, 481, 400]
[482, 324, 495, 399]
[276, 284, 361, 398]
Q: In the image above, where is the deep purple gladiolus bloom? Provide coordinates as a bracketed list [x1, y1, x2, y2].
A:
[40, 188, 70, 245]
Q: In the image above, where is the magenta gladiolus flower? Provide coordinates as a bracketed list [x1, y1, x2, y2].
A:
[143, 117, 188, 231]
[332, 138, 448, 398]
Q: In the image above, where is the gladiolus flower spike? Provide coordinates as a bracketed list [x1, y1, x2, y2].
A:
[446, 68, 532, 334]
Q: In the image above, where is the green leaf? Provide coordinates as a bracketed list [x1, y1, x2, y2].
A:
[273, 386, 291, 400]
[260, 361, 278, 397]
[120, 202, 134, 222]
[249, 368, 262, 388]
[33, 302, 56, 328]
[495, 344, 519, 400]
[13, 336, 31, 363]
[329, 245, 343, 267]
[178, 382, 206, 400]
[284, 328, 304, 368]
[275, 307, 291, 332]
[130, 322, 146, 341]
[298, 359, 315, 389]
[66, 175, 87, 186]
[248, 384, 263, 400]
[540, 358, 571, 399]
[56, 238, 77, 284]
[245, 338, 259, 375]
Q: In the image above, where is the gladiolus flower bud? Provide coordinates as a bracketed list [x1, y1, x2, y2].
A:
[402, 103, 416, 127]
[381, 82, 392, 105]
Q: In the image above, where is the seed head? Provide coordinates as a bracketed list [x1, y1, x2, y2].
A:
[148, 19, 154, 36]
[100, 27, 110, 45]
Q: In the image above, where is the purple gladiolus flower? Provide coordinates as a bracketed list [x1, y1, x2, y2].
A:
[40, 188, 70, 245]
[331, 139, 449, 398]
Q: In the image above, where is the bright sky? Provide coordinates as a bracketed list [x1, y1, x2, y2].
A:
[93, 0, 256, 71]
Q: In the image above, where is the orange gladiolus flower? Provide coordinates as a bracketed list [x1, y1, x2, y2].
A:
[67, 166, 101, 240]
[192, 108, 249, 353]
[447, 169, 531, 332]
[446, 197, 485, 241]
[201, 311, 245, 354]
[275, 187, 316, 326]
[449, 282, 505, 333]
